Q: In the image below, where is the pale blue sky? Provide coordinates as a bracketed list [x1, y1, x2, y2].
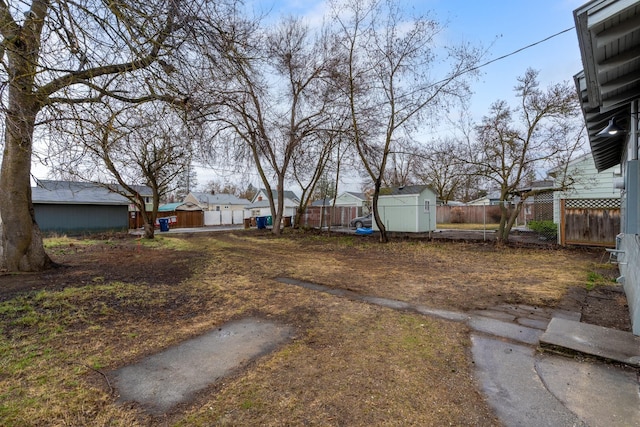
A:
[34, 0, 591, 191]
[261, 0, 586, 130]
[198, 0, 587, 190]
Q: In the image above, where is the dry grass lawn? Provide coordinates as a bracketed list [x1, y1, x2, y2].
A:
[0, 230, 617, 426]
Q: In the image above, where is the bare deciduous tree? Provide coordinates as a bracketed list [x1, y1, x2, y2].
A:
[203, 17, 344, 235]
[333, 0, 481, 242]
[466, 69, 584, 243]
[0, 0, 225, 271]
[48, 101, 194, 238]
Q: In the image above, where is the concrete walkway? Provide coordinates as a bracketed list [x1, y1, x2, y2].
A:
[110, 272, 639, 425]
[277, 278, 640, 427]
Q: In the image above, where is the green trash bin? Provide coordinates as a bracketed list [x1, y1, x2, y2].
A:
[266, 216, 273, 226]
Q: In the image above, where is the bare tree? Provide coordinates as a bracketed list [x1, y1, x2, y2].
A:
[466, 69, 584, 243]
[48, 101, 194, 238]
[0, 0, 228, 271]
[332, 0, 481, 242]
[291, 126, 347, 228]
[202, 17, 343, 235]
[412, 139, 463, 204]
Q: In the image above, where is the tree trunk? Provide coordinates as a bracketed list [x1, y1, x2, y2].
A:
[497, 203, 509, 243]
[271, 177, 285, 236]
[0, 88, 53, 271]
[143, 222, 155, 239]
[372, 182, 388, 243]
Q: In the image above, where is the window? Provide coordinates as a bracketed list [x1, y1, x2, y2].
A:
[424, 200, 430, 212]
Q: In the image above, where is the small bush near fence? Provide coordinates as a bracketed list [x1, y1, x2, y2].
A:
[527, 220, 557, 240]
[450, 207, 465, 223]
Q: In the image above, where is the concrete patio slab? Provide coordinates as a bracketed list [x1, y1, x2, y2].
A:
[110, 318, 294, 415]
[471, 335, 586, 427]
[540, 317, 640, 367]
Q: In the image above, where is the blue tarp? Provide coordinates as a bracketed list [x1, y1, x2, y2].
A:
[355, 227, 373, 235]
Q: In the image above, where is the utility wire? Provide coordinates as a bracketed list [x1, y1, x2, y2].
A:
[438, 27, 576, 85]
[475, 27, 574, 72]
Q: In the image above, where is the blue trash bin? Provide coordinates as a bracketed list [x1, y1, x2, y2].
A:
[158, 218, 170, 232]
[256, 216, 266, 229]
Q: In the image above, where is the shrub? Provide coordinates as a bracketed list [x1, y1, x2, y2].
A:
[450, 207, 465, 224]
[486, 206, 503, 223]
[528, 220, 557, 236]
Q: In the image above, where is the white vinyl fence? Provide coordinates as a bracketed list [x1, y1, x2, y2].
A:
[204, 210, 245, 226]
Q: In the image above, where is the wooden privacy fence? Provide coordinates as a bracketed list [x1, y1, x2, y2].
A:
[560, 198, 620, 247]
[128, 210, 204, 229]
[301, 206, 361, 228]
[436, 204, 525, 225]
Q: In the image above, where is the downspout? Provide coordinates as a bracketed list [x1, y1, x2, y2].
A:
[632, 100, 638, 161]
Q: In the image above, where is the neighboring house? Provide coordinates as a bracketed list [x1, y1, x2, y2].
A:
[335, 191, 368, 211]
[184, 191, 250, 212]
[372, 185, 437, 233]
[550, 153, 621, 225]
[128, 184, 154, 212]
[467, 191, 503, 206]
[32, 180, 130, 234]
[184, 191, 250, 226]
[517, 180, 556, 224]
[247, 188, 299, 219]
[310, 198, 333, 207]
[573, 0, 640, 334]
[307, 192, 368, 228]
[251, 188, 300, 205]
[127, 184, 154, 229]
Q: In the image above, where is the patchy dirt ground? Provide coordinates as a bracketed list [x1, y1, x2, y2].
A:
[0, 229, 632, 426]
[0, 230, 630, 329]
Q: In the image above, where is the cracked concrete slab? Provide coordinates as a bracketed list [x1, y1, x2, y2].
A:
[471, 335, 587, 427]
[110, 318, 294, 415]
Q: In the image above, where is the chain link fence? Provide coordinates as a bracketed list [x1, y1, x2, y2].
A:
[436, 199, 557, 243]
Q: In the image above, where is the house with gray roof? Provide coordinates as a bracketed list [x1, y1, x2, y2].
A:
[247, 188, 299, 221]
[183, 191, 250, 226]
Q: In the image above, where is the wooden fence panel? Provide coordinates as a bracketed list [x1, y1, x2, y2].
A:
[561, 199, 620, 247]
[436, 204, 524, 224]
[175, 211, 204, 228]
[301, 206, 361, 228]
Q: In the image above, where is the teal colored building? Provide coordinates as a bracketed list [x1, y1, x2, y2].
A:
[32, 180, 131, 235]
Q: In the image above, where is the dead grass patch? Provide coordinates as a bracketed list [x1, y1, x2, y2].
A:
[0, 230, 615, 426]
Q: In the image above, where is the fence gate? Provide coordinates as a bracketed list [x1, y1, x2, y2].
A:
[560, 198, 620, 247]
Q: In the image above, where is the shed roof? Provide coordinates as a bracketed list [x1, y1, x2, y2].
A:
[32, 181, 130, 205]
[36, 179, 152, 196]
[379, 185, 433, 196]
[573, 0, 640, 171]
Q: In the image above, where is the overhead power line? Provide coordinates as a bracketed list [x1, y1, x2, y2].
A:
[437, 27, 576, 86]
[475, 27, 575, 71]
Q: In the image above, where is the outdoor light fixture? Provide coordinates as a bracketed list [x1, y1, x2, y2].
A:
[596, 117, 624, 137]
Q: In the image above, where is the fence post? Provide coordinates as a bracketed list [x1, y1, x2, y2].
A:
[483, 203, 487, 241]
[560, 199, 565, 246]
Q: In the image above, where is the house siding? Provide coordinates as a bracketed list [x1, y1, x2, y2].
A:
[35, 204, 128, 234]
[553, 155, 621, 225]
